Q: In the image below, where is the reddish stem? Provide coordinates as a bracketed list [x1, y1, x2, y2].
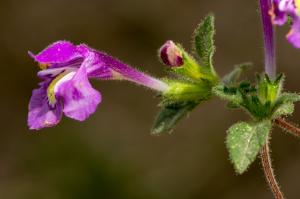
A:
[261, 135, 285, 199]
[274, 118, 300, 137]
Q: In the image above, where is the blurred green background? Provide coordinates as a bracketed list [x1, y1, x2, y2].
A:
[1, 0, 300, 198]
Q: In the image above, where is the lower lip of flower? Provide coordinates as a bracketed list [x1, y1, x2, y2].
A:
[47, 70, 76, 106]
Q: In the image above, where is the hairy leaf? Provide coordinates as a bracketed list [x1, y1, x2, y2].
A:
[193, 14, 215, 68]
[272, 102, 294, 118]
[271, 92, 300, 118]
[222, 63, 251, 86]
[213, 85, 242, 105]
[278, 92, 300, 103]
[151, 101, 198, 135]
[227, 120, 271, 174]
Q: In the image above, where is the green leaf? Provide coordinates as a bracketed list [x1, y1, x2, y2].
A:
[193, 14, 215, 68]
[272, 102, 294, 118]
[271, 92, 300, 118]
[222, 63, 251, 86]
[278, 92, 300, 103]
[226, 120, 272, 174]
[213, 85, 242, 105]
[151, 101, 198, 135]
[226, 101, 240, 109]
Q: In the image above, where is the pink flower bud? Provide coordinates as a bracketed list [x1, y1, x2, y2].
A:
[159, 40, 183, 67]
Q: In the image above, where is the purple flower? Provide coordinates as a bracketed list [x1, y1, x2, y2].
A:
[28, 41, 168, 130]
[269, 0, 300, 47]
[159, 40, 183, 67]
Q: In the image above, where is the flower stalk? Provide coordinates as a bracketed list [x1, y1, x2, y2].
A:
[259, 0, 276, 79]
[261, 134, 285, 199]
[274, 118, 300, 137]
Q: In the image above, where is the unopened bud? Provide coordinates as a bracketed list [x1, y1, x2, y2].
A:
[159, 40, 183, 67]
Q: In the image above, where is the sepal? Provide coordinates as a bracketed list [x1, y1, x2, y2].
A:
[163, 79, 212, 103]
[214, 73, 299, 120]
[257, 73, 284, 104]
[155, 77, 215, 135]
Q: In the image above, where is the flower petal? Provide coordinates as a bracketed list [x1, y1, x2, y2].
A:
[287, 18, 300, 48]
[58, 59, 101, 121]
[87, 64, 113, 79]
[270, 0, 288, 25]
[159, 40, 183, 67]
[31, 41, 82, 64]
[28, 81, 63, 130]
[96, 51, 168, 92]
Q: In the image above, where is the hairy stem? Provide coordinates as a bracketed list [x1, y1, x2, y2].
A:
[274, 118, 300, 137]
[259, 0, 276, 79]
[261, 135, 284, 199]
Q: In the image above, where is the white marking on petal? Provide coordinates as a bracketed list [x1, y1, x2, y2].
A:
[54, 71, 76, 93]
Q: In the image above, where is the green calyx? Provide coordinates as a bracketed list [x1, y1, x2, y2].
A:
[171, 44, 219, 83]
[153, 67, 218, 135]
[257, 74, 282, 104]
[152, 14, 219, 135]
[159, 14, 219, 107]
[162, 79, 213, 103]
[213, 71, 300, 121]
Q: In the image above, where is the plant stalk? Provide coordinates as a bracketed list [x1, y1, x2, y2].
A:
[261, 134, 284, 199]
[274, 118, 300, 137]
